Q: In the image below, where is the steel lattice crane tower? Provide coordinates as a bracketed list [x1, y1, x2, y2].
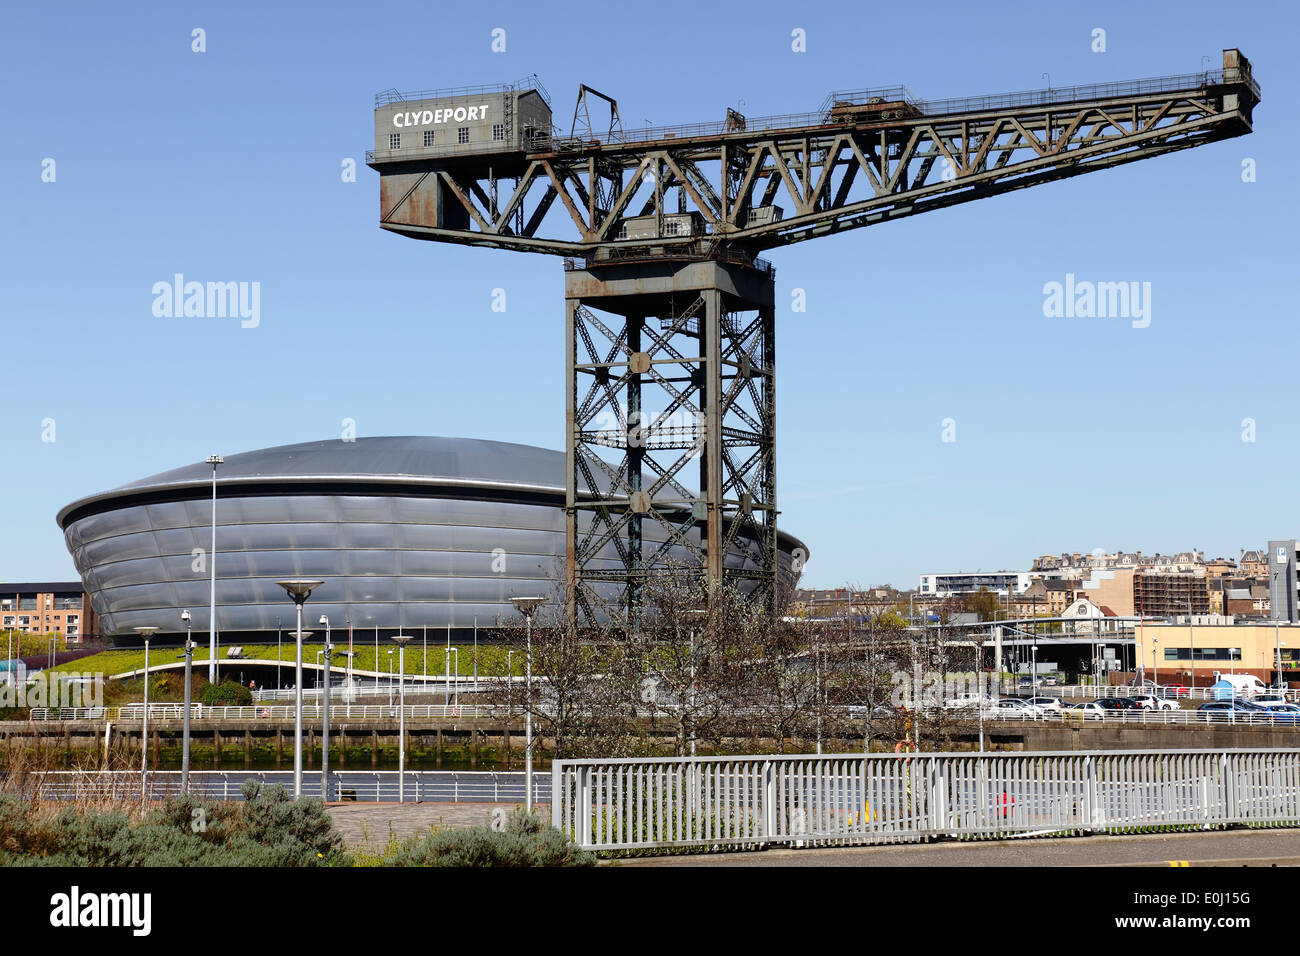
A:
[367, 50, 1259, 621]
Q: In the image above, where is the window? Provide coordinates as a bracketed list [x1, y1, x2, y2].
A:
[458, 127, 469, 144]
[423, 129, 435, 147]
[1163, 647, 1241, 661]
[389, 133, 401, 149]
[492, 124, 505, 141]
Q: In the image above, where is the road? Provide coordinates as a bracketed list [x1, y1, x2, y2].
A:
[612, 827, 1300, 866]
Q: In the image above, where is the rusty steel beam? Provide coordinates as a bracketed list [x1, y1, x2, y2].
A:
[371, 53, 1257, 262]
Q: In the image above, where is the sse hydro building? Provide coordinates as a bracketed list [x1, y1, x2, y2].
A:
[57, 437, 806, 643]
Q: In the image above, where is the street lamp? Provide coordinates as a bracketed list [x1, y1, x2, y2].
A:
[276, 579, 323, 798]
[180, 611, 194, 794]
[392, 634, 412, 802]
[1152, 634, 1159, 689]
[510, 596, 546, 814]
[134, 626, 159, 803]
[206, 454, 223, 683]
[1031, 644, 1038, 692]
[319, 615, 332, 801]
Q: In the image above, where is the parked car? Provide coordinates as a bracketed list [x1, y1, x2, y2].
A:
[1062, 701, 1105, 720]
[988, 698, 1040, 719]
[1257, 703, 1300, 724]
[1159, 684, 1190, 698]
[1129, 694, 1179, 712]
[1096, 697, 1140, 710]
[1253, 693, 1289, 707]
[1197, 700, 1267, 721]
[1025, 696, 1063, 715]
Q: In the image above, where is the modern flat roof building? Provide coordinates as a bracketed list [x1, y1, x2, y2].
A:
[918, 571, 1031, 597]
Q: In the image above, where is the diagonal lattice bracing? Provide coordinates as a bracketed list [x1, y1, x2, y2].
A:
[565, 260, 776, 621]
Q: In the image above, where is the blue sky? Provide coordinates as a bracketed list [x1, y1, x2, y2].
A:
[1, 0, 1293, 589]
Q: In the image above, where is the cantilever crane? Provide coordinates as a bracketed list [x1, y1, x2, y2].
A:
[368, 50, 1259, 621]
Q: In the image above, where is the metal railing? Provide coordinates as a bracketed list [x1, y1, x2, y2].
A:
[983, 707, 1300, 727]
[28, 703, 511, 721]
[9, 769, 550, 804]
[1011, 683, 1298, 703]
[547, 69, 1244, 152]
[375, 74, 551, 108]
[553, 749, 1300, 852]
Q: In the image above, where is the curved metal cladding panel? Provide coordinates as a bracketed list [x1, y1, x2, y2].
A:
[58, 438, 805, 639]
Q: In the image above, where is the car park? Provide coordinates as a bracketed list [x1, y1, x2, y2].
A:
[1160, 684, 1190, 698]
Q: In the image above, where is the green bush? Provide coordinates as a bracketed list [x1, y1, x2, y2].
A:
[0, 781, 343, 867]
[201, 681, 252, 706]
[384, 809, 596, 867]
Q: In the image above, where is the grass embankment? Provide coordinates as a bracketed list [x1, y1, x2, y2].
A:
[51, 643, 520, 680]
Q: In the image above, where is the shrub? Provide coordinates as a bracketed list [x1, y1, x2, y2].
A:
[384, 809, 595, 867]
[201, 681, 252, 706]
[0, 779, 343, 866]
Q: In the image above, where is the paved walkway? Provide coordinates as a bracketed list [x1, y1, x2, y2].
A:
[327, 802, 547, 850]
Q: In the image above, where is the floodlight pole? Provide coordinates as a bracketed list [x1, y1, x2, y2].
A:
[134, 627, 159, 806]
[181, 611, 193, 793]
[277, 580, 322, 798]
[392, 635, 412, 802]
[510, 597, 546, 814]
[206, 454, 222, 683]
[320, 615, 332, 801]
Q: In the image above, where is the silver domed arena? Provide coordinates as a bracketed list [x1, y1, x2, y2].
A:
[57, 437, 807, 644]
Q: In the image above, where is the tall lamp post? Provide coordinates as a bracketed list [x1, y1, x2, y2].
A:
[276, 580, 323, 798]
[1152, 634, 1159, 690]
[134, 626, 159, 803]
[180, 611, 194, 794]
[392, 634, 412, 802]
[510, 596, 546, 814]
[319, 615, 332, 801]
[206, 454, 223, 683]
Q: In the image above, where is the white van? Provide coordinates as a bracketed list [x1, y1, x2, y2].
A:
[1211, 674, 1268, 700]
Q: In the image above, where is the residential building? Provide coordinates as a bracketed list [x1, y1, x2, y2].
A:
[0, 583, 98, 642]
[1133, 570, 1210, 619]
[918, 571, 1030, 597]
[1240, 549, 1268, 578]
